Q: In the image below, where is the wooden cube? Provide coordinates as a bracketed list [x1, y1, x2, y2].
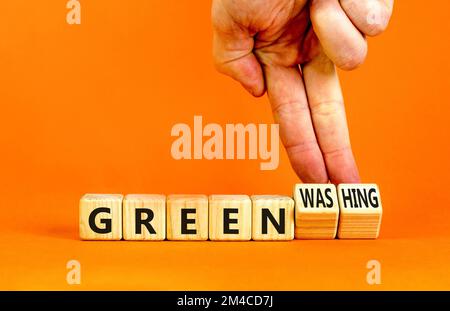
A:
[251, 195, 294, 241]
[123, 194, 166, 240]
[166, 195, 208, 241]
[209, 195, 252, 241]
[294, 184, 339, 239]
[337, 184, 382, 239]
[79, 194, 123, 240]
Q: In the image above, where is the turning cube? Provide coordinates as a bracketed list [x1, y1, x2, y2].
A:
[166, 194, 208, 241]
[209, 195, 252, 241]
[294, 184, 339, 239]
[79, 194, 123, 240]
[337, 184, 382, 239]
[123, 194, 166, 240]
[251, 195, 294, 241]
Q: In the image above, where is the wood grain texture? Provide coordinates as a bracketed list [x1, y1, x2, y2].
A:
[166, 194, 208, 241]
[251, 195, 294, 241]
[79, 194, 123, 240]
[337, 184, 382, 239]
[294, 184, 339, 239]
[123, 194, 166, 240]
[209, 195, 251, 241]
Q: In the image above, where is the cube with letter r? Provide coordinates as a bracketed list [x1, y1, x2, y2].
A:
[123, 194, 166, 240]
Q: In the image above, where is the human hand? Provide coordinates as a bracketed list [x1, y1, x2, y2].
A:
[212, 0, 393, 183]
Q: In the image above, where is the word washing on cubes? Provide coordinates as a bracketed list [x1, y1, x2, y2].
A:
[79, 184, 382, 241]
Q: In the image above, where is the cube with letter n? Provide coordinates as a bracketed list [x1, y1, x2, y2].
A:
[251, 195, 294, 241]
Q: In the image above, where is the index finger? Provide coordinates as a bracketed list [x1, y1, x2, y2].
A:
[264, 64, 329, 183]
[302, 51, 361, 184]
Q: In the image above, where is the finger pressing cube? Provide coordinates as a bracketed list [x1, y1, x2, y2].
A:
[294, 184, 339, 239]
[337, 184, 382, 239]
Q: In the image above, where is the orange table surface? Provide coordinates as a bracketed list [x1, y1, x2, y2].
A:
[1, 232, 449, 290]
[1, 194, 449, 291]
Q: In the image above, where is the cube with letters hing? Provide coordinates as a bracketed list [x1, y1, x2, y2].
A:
[79, 194, 123, 240]
[251, 195, 294, 241]
[123, 194, 166, 240]
[166, 194, 208, 241]
[209, 195, 252, 241]
[294, 184, 339, 239]
[337, 184, 382, 239]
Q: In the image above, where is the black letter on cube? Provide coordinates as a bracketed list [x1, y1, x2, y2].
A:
[224, 208, 239, 234]
[89, 207, 112, 234]
[135, 208, 156, 234]
[262, 208, 285, 234]
[181, 209, 197, 234]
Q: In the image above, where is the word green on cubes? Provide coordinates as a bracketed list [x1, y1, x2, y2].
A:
[79, 184, 382, 241]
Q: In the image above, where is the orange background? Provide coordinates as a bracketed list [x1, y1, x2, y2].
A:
[0, 0, 449, 290]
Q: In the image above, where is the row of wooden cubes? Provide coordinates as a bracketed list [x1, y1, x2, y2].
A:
[79, 184, 382, 241]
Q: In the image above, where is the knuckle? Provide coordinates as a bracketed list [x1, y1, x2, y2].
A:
[212, 58, 226, 74]
[310, 100, 343, 118]
[285, 139, 318, 154]
[272, 99, 309, 121]
[323, 145, 352, 159]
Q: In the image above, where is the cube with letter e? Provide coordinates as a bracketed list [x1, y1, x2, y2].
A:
[166, 195, 208, 241]
[209, 195, 252, 241]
